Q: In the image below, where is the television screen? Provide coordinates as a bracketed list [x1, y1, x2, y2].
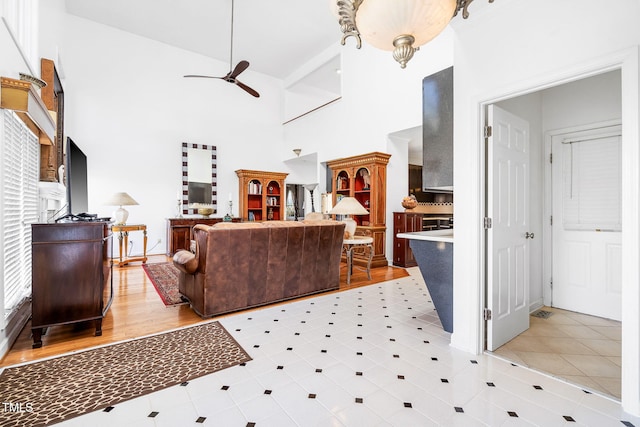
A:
[188, 181, 212, 205]
[65, 137, 88, 215]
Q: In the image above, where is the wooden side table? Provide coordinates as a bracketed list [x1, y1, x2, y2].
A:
[111, 224, 147, 267]
[342, 236, 374, 285]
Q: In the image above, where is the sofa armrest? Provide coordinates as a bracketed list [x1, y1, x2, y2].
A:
[173, 250, 198, 274]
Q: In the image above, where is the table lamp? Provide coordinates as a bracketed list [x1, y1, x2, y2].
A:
[329, 196, 368, 239]
[104, 192, 139, 225]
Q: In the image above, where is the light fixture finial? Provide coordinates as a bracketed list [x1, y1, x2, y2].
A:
[392, 35, 418, 69]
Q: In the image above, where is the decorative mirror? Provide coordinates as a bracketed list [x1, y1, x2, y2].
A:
[181, 142, 217, 215]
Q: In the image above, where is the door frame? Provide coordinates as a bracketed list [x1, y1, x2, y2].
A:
[542, 120, 622, 308]
[475, 48, 638, 414]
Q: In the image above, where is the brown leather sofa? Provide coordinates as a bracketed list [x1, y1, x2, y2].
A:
[172, 220, 345, 318]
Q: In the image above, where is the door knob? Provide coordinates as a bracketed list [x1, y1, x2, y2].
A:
[525, 232, 535, 239]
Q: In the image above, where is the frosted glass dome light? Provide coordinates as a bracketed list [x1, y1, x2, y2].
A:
[331, 0, 492, 68]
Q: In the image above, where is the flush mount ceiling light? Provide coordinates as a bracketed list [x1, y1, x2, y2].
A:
[332, 0, 494, 68]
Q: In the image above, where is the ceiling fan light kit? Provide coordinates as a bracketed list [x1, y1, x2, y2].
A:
[332, 0, 494, 68]
[184, 0, 260, 97]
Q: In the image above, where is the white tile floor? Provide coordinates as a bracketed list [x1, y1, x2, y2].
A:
[60, 268, 639, 426]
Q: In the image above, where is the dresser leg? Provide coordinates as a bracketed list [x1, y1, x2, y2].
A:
[95, 319, 103, 336]
[31, 328, 43, 348]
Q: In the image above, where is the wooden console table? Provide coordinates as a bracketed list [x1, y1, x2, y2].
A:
[166, 217, 239, 256]
[111, 224, 147, 267]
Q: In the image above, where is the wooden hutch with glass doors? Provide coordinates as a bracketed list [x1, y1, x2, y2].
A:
[235, 170, 288, 222]
[327, 152, 391, 268]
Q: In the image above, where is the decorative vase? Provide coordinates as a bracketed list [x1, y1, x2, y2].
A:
[401, 197, 418, 209]
[197, 207, 214, 218]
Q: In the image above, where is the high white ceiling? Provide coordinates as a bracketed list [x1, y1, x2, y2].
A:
[64, 0, 422, 157]
[65, 0, 342, 81]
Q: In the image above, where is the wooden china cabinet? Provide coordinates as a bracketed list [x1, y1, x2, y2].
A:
[235, 170, 288, 222]
[327, 152, 391, 268]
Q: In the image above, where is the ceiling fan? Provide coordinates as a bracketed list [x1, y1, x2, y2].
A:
[184, 0, 259, 98]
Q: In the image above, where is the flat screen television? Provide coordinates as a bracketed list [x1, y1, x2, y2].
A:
[64, 137, 88, 216]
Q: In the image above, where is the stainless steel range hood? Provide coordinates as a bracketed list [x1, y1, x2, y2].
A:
[422, 66, 453, 193]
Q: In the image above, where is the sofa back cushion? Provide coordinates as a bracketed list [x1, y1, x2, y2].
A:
[192, 221, 345, 314]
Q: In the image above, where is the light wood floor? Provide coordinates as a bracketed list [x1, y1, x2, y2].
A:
[1, 255, 408, 367]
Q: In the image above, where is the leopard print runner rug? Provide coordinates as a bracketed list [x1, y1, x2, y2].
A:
[0, 322, 251, 426]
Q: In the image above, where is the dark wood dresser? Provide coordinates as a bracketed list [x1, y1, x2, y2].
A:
[392, 212, 423, 267]
[31, 222, 113, 348]
[166, 217, 238, 256]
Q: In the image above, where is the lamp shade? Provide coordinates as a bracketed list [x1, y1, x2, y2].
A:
[104, 192, 139, 206]
[329, 197, 368, 239]
[104, 192, 139, 225]
[329, 197, 368, 215]
[356, 0, 457, 51]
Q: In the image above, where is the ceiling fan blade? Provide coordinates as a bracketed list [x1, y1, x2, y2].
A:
[228, 60, 250, 79]
[235, 80, 260, 98]
[184, 74, 223, 79]
[185, 1, 259, 99]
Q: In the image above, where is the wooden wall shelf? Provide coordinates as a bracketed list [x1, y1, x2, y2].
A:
[0, 76, 55, 145]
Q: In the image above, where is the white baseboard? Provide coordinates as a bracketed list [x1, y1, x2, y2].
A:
[0, 301, 31, 364]
[529, 299, 544, 314]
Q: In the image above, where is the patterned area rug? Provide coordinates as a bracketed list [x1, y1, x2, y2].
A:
[0, 322, 251, 427]
[143, 262, 187, 306]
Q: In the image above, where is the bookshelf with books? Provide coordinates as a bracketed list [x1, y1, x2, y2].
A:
[236, 170, 288, 222]
[327, 152, 391, 268]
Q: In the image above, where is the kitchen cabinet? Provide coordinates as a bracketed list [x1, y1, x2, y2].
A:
[396, 230, 454, 333]
[393, 212, 423, 267]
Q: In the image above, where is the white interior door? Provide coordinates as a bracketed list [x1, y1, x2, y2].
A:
[551, 127, 622, 320]
[487, 105, 531, 351]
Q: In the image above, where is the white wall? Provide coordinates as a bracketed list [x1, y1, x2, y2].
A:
[37, 2, 454, 261]
[283, 30, 454, 261]
[451, 0, 640, 415]
[541, 71, 622, 132]
[1, 0, 39, 74]
[38, 1, 285, 255]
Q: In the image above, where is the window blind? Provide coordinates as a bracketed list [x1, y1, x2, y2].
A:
[561, 133, 621, 231]
[1, 109, 39, 319]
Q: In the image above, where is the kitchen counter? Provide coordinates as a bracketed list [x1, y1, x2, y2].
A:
[396, 229, 453, 333]
[396, 229, 453, 243]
